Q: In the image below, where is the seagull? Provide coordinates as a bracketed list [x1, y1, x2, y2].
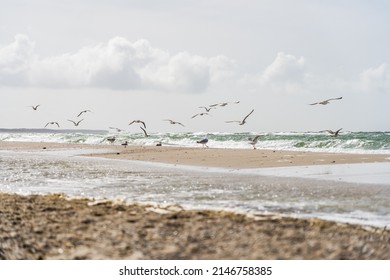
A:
[44, 122, 60, 128]
[309, 97, 342, 105]
[129, 120, 146, 129]
[121, 141, 128, 148]
[198, 106, 215, 112]
[77, 110, 91, 117]
[209, 101, 240, 107]
[30, 105, 40, 111]
[225, 109, 254, 125]
[320, 128, 343, 137]
[248, 135, 262, 149]
[68, 119, 83, 126]
[140, 126, 149, 137]
[191, 112, 210, 119]
[163, 119, 185, 127]
[109, 127, 124, 132]
[106, 136, 116, 144]
[196, 135, 209, 148]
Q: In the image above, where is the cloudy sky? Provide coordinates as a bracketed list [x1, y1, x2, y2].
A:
[1, 0, 390, 133]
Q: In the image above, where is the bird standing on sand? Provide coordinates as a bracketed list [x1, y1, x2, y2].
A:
[225, 109, 255, 125]
[309, 97, 342, 105]
[248, 135, 262, 149]
[30, 105, 40, 111]
[196, 135, 209, 148]
[68, 119, 83, 126]
[121, 141, 128, 148]
[44, 122, 60, 128]
[320, 128, 343, 137]
[164, 119, 185, 127]
[77, 110, 91, 117]
[129, 120, 146, 129]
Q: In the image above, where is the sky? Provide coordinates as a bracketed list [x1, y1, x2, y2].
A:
[1, 0, 390, 133]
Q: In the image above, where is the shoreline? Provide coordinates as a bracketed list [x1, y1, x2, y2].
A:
[1, 141, 390, 169]
[1, 192, 389, 260]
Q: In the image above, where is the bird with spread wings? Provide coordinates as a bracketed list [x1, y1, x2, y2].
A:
[309, 97, 342, 105]
[225, 109, 254, 125]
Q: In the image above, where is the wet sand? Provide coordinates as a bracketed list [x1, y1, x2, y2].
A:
[1, 141, 390, 259]
[1, 192, 389, 260]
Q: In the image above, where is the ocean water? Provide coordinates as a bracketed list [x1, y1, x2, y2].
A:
[1, 129, 390, 228]
[1, 129, 390, 153]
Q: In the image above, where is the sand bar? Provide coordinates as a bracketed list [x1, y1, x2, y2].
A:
[1, 141, 390, 168]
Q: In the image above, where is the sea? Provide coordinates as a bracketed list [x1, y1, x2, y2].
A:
[1, 129, 390, 228]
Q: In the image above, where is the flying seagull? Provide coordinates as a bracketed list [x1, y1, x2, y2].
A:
[68, 119, 83, 126]
[320, 128, 343, 137]
[30, 105, 40, 111]
[309, 97, 342, 105]
[225, 109, 255, 125]
[129, 120, 146, 129]
[109, 127, 124, 132]
[44, 122, 60, 128]
[77, 110, 91, 117]
[140, 126, 149, 137]
[196, 135, 209, 148]
[163, 119, 185, 127]
[198, 106, 215, 112]
[209, 101, 240, 108]
[248, 135, 262, 150]
[191, 112, 210, 119]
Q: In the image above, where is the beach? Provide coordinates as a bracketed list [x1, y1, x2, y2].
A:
[1, 141, 390, 259]
[1, 192, 390, 260]
[1, 140, 390, 168]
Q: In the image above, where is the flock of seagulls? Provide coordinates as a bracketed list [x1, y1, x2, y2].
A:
[32, 105, 92, 128]
[30, 96, 343, 149]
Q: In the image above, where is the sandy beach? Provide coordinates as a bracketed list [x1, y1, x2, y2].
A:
[1, 141, 390, 168]
[1, 192, 390, 260]
[1, 141, 390, 259]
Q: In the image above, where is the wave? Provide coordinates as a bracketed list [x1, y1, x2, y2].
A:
[1, 129, 390, 154]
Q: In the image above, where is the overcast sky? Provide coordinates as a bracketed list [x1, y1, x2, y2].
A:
[1, 0, 390, 133]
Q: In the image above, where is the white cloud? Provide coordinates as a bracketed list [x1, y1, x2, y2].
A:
[259, 52, 306, 93]
[0, 35, 235, 93]
[360, 63, 390, 93]
[0, 34, 35, 86]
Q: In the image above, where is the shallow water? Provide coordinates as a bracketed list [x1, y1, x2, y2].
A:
[0, 149, 389, 228]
